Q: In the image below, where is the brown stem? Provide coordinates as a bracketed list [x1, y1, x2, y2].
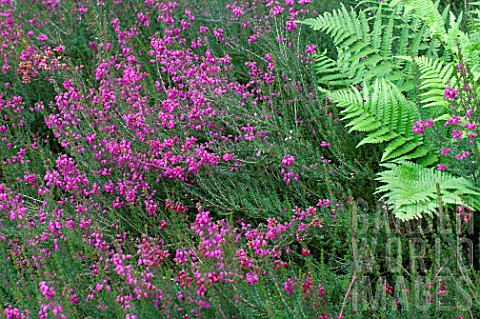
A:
[339, 190, 357, 318]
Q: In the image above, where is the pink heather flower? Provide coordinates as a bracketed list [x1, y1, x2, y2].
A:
[213, 28, 223, 37]
[284, 279, 295, 294]
[24, 174, 37, 184]
[54, 45, 65, 53]
[37, 34, 48, 41]
[321, 140, 330, 147]
[412, 119, 433, 134]
[223, 153, 234, 161]
[440, 148, 451, 156]
[126, 55, 137, 64]
[412, 121, 424, 134]
[285, 21, 298, 31]
[270, 6, 284, 16]
[467, 132, 478, 142]
[229, 4, 245, 16]
[316, 199, 332, 207]
[444, 115, 462, 126]
[455, 151, 470, 160]
[452, 129, 463, 139]
[248, 33, 259, 44]
[245, 272, 259, 284]
[39, 281, 55, 299]
[283, 170, 299, 185]
[444, 87, 459, 100]
[462, 122, 478, 130]
[282, 155, 295, 167]
[305, 44, 316, 54]
[437, 164, 447, 171]
[298, 0, 312, 4]
[438, 286, 447, 296]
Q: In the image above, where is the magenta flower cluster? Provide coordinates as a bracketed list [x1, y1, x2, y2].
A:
[412, 118, 434, 134]
[444, 86, 459, 100]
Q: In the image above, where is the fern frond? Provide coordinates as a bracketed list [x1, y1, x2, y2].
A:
[376, 161, 480, 220]
[313, 53, 351, 87]
[301, 3, 406, 90]
[446, 12, 478, 65]
[467, 1, 480, 32]
[398, 0, 479, 65]
[402, 0, 448, 42]
[395, 55, 455, 113]
[329, 79, 432, 163]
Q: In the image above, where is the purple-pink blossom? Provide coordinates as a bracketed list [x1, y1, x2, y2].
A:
[444, 115, 462, 126]
[441, 148, 451, 156]
[245, 272, 259, 284]
[444, 87, 459, 100]
[39, 281, 55, 300]
[223, 153, 235, 161]
[452, 129, 463, 139]
[305, 44, 316, 54]
[284, 278, 295, 294]
[282, 155, 295, 167]
[437, 164, 447, 171]
[455, 151, 470, 160]
[412, 118, 433, 134]
[36, 34, 48, 41]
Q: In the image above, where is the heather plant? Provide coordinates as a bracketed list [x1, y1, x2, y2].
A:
[1, 0, 480, 318]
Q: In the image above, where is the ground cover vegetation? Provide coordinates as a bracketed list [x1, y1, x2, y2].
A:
[0, 0, 479, 318]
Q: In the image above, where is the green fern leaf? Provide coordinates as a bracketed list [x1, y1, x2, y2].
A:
[395, 55, 454, 113]
[329, 79, 432, 163]
[403, 0, 448, 42]
[300, 3, 405, 91]
[376, 161, 480, 220]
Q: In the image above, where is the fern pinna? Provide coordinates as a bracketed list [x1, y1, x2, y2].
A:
[329, 79, 436, 164]
[301, 0, 480, 220]
[376, 161, 479, 221]
[302, 2, 432, 94]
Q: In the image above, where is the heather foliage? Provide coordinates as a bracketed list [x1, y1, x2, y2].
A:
[0, 0, 479, 318]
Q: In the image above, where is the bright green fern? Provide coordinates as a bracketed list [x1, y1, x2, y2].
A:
[376, 161, 480, 220]
[330, 78, 436, 164]
[395, 55, 455, 114]
[303, 0, 480, 221]
[301, 1, 433, 94]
